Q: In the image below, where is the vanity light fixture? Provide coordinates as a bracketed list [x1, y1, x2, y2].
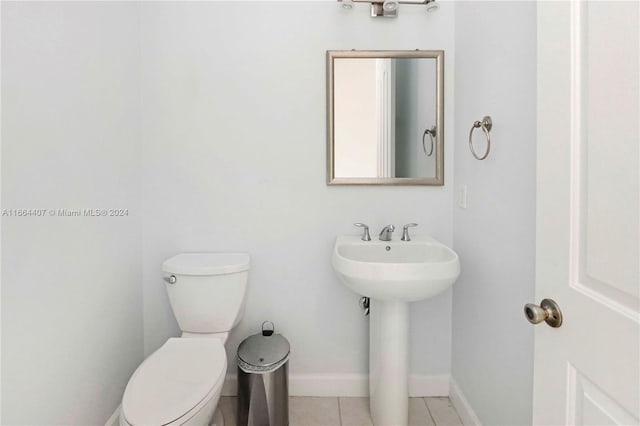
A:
[425, 1, 439, 12]
[382, 0, 399, 12]
[337, 0, 438, 18]
[340, 0, 354, 9]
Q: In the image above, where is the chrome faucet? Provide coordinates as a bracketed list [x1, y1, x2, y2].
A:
[379, 224, 395, 241]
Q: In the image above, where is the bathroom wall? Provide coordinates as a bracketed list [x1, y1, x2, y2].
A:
[2, 2, 541, 423]
[1, 3, 143, 424]
[452, 1, 536, 424]
[139, 1, 456, 392]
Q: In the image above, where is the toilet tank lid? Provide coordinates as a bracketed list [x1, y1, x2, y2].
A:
[162, 253, 250, 276]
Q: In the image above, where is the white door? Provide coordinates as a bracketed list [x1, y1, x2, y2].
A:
[533, 1, 639, 425]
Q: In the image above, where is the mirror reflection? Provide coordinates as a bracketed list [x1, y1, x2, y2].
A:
[327, 50, 444, 185]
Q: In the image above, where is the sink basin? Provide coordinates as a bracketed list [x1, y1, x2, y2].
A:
[332, 235, 460, 302]
[332, 234, 460, 424]
[332, 233, 460, 425]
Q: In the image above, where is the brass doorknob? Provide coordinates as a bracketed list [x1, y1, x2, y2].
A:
[524, 298, 562, 328]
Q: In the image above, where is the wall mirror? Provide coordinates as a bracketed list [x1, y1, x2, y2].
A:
[327, 50, 444, 185]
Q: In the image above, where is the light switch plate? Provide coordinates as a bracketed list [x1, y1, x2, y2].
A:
[457, 185, 467, 209]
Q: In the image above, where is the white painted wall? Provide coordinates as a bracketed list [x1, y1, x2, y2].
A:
[1, 3, 142, 424]
[452, 2, 536, 425]
[139, 1, 455, 384]
[3, 2, 549, 422]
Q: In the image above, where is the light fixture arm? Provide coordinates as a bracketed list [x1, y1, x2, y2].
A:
[342, 0, 433, 4]
[338, 0, 438, 17]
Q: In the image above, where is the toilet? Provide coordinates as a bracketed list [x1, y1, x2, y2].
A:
[120, 252, 250, 426]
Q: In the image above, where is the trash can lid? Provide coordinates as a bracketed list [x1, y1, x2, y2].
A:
[237, 332, 290, 373]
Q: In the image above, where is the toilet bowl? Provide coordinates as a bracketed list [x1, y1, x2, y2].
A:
[120, 253, 250, 426]
[120, 338, 226, 426]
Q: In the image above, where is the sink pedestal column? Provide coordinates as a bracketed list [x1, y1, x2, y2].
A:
[369, 300, 410, 425]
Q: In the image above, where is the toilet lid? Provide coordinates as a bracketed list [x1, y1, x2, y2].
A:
[122, 338, 226, 425]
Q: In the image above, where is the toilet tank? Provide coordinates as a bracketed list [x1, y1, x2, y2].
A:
[162, 253, 250, 334]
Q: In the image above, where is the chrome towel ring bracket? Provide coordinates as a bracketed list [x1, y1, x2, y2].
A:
[422, 125, 436, 157]
[468, 116, 492, 160]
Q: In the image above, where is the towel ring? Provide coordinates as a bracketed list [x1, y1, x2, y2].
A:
[468, 116, 492, 160]
[422, 126, 436, 157]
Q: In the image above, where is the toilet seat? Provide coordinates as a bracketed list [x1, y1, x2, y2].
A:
[121, 338, 227, 425]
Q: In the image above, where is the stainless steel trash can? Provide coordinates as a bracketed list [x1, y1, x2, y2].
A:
[237, 321, 290, 426]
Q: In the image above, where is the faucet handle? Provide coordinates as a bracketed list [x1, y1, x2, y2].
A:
[401, 223, 418, 241]
[354, 223, 371, 241]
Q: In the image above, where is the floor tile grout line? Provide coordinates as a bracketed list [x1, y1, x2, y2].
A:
[442, 396, 464, 425]
[422, 397, 437, 426]
[234, 396, 462, 426]
[450, 397, 464, 425]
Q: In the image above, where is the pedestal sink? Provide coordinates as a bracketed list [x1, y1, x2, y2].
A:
[332, 235, 460, 426]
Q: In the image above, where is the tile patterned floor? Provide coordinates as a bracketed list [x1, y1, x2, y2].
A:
[219, 396, 462, 426]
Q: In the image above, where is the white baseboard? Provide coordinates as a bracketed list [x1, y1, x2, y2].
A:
[409, 374, 450, 397]
[104, 405, 120, 426]
[222, 373, 450, 397]
[449, 378, 482, 426]
[288, 374, 369, 397]
[108, 374, 452, 424]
